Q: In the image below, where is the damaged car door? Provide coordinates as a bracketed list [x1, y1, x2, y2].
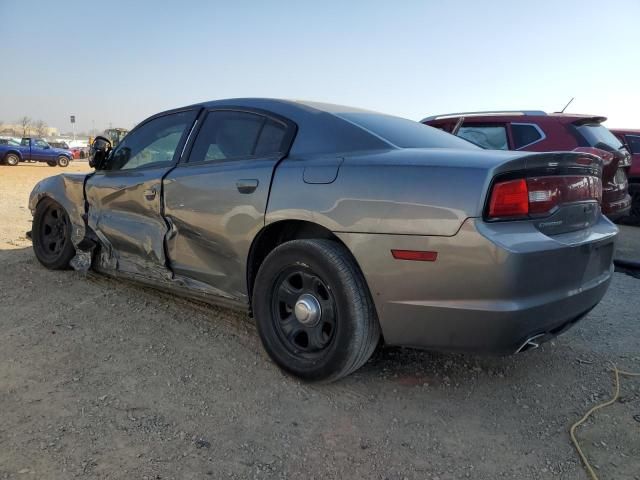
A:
[85, 108, 199, 276]
[163, 109, 294, 302]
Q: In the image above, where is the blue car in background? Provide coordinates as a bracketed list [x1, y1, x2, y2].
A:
[0, 137, 73, 167]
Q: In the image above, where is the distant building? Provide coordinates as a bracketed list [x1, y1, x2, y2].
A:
[0, 124, 59, 138]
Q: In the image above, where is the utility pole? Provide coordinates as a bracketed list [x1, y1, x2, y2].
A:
[70, 115, 76, 141]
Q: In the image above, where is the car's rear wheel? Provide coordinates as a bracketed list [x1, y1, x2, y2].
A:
[57, 156, 70, 167]
[252, 239, 380, 382]
[32, 198, 75, 270]
[47, 160, 57, 167]
[5, 153, 19, 166]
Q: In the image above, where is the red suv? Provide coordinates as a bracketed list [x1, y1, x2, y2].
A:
[610, 129, 640, 222]
[422, 111, 632, 220]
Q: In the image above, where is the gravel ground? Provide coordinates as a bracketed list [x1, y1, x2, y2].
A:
[0, 164, 639, 479]
[616, 225, 640, 263]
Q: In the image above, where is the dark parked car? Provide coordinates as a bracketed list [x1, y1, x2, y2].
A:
[611, 129, 640, 222]
[422, 111, 632, 220]
[28, 99, 616, 381]
[0, 137, 73, 167]
[49, 141, 70, 150]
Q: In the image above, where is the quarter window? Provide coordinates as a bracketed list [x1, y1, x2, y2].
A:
[188, 111, 287, 163]
[255, 120, 286, 156]
[108, 110, 196, 171]
[511, 124, 543, 149]
[457, 125, 508, 150]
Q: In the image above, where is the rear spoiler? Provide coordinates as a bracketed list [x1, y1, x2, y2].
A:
[571, 116, 607, 126]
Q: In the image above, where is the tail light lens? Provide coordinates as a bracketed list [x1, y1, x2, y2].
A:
[487, 175, 602, 220]
[488, 179, 529, 218]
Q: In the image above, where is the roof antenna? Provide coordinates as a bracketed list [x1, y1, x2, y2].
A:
[559, 97, 575, 113]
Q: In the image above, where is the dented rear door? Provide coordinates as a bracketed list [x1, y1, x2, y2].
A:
[163, 109, 294, 299]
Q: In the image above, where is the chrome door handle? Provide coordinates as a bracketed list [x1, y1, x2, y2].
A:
[236, 179, 258, 194]
[144, 188, 157, 200]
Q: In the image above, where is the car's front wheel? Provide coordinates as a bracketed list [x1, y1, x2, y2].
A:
[32, 198, 75, 270]
[57, 156, 70, 167]
[252, 239, 380, 382]
[5, 153, 19, 166]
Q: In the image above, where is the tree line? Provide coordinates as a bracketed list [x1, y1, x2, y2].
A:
[0, 116, 51, 137]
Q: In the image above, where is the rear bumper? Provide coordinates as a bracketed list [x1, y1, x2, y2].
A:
[603, 193, 631, 220]
[602, 168, 631, 219]
[337, 216, 617, 354]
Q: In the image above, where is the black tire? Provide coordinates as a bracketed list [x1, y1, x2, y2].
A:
[57, 156, 70, 167]
[252, 239, 380, 382]
[32, 198, 75, 270]
[5, 153, 19, 166]
[47, 160, 57, 167]
[618, 184, 640, 226]
[627, 184, 640, 226]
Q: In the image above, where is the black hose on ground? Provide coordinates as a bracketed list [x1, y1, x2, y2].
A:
[613, 258, 640, 278]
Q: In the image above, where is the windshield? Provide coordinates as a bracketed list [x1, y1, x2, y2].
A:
[336, 112, 479, 150]
[577, 124, 624, 151]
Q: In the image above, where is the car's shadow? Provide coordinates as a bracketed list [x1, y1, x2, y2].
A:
[0, 245, 578, 393]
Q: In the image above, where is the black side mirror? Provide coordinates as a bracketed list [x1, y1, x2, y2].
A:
[89, 136, 113, 169]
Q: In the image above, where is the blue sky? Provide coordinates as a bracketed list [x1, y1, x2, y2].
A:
[1, 0, 638, 133]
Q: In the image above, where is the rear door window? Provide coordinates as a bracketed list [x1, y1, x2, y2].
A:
[188, 111, 288, 163]
[511, 123, 544, 149]
[457, 124, 508, 150]
[625, 135, 640, 154]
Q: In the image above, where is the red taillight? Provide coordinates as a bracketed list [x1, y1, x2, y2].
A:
[488, 179, 529, 218]
[487, 176, 601, 220]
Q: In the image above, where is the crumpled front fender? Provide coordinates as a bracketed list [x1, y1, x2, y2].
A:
[29, 173, 89, 248]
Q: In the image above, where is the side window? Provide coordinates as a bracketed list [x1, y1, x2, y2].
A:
[35, 139, 48, 148]
[626, 135, 640, 154]
[457, 124, 508, 150]
[108, 110, 196, 171]
[511, 123, 543, 149]
[188, 111, 288, 163]
[254, 120, 286, 156]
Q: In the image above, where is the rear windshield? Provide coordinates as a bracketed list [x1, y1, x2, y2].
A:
[337, 112, 479, 150]
[577, 124, 623, 151]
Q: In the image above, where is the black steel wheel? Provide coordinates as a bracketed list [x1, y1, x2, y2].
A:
[272, 267, 337, 357]
[253, 239, 380, 382]
[32, 198, 75, 269]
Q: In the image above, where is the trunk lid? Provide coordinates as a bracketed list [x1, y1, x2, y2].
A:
[486, 151, 604, 236]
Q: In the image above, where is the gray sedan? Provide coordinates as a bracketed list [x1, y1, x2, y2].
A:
[28, 99, 617, 381]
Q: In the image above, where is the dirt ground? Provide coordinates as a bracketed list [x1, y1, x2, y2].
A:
[0, 163, 639, 480]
